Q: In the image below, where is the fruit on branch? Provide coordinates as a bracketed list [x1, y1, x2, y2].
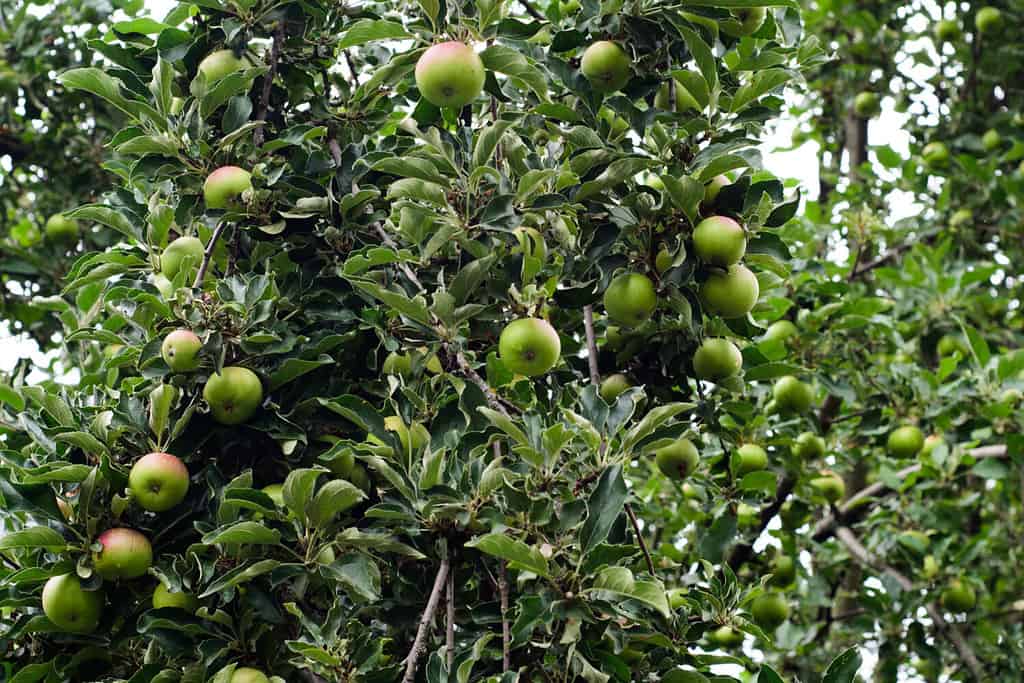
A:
[161, 236, 204, 280]
[197, 49, 247, 83]
[793, 431, 826, 459]
[604, 273, 657, 326]
[769, 555, 796, 587]
[692, 216, 746, 267]
[699, 264, 759, 318]
[772, 376, 813, 414]
[810, 470, 845, 503]
[414, 41, 486, 109]
[703, 175, 730, 204]
[654, 79, 700, 112]
[42, 574, 102, 633]
[655, 247, 673, 274]
[922, 555, 940, 580]
[153, 582, 198, 612]
[922, 142, 950, 168]
[498, 318, 562, 376]
[934, 19, 960, 42]
[920, 434, 945, 458]
[936, 334, 966, 357]
[230, 668, 271, 683]
[722, 7, 767, 37]
[853, 91, 880, 118]
[940, 579, 976, 612]
[580, 41, 632, 93]
[974, 6, 1003, 35]
[887, 425, 924, 458]
[762, 319, 798, 344]
[129, 452, 190, 512]
[599, 373, 631, 402]
[982, 129, 1000, 151]
[708, 625, 744, 647]
[93, 528, 153, 580]
[750, 591, 789, 630]
[203, 366, 264, 425]
[161, 329, 202, 372]
[44, 214, 79, 242]
[204, 166, 252, 209]
[655, 438, 700, 480]
[732, 444, 767, 477]
[692, 338, 742, 381]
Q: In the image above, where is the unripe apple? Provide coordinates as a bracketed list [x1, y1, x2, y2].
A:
[692, 216, 746, 267]
[762, 319, 798, 344]
[129, 452, 190, 512]
[604, 273, 657, 326]
[941, 579, 976, 612]
[231, 668, 271, 683]
[708, 625, 744, 647]
[770, 555, 796, 587]
[750, 591, 789, 630]
[722, 6, 766, 37]
[949, 209, 973, 229]
[936, 334, 966, 357]
[981, 129, 1000, 151]
[161, 236, 204, 280]
[922, 142, 950, 168]
[700, 264, 759, 319]
[204, 166, 252, 209]
[197, 49, 247, 83]
[793, 431, 826, 459]
[810, 470, 845, 503]
[703, 175, 730, 204]
[580, 41, 631, 93]
[42, 573, 103, 633]
[653, 79, 700, 112]
[498, 318, 561, 376]
[45, 214, 80, 242]
[772, 375, 814, 414]
[974, 7, 1002, 35]
[161, 329, 202, 372]
[887, 425, 924, 458]
[203, 366, 264, 424]
[153, 582, 198, 612]
[414, 41, 485, 109]
[692, 338, 742, 381]
[853, 91, 880, 118]
[934, 19, 960, 42]
[655, 247, 673, 274]
[93, 528, 153, 580]
[655, 438, 700, 480]
[921, 554, 940, 580]
[599, 373, 631, 402]
[732, 444, 767, 477]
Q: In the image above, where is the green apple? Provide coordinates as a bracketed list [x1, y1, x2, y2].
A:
[762, 319, 798, 344]
[580, 41, 631, 93]
[922, 141, 950, 167]
[793, 432, 826, 459]
[810, 470, 845, 503]
[934, 19, 960, 42]
[231, 668, 271, 683]
[981, 129, 1000, 151]
[692, 215, 746, 266]
[722, 6, 766, 37]
[887, 425, 924, 458]
[655, 438, 700, 480]
[653, 79, 700, 112]
[197, 49, 247, 83]
[732, 444, 767, 477]
[974, 7, 1002, 35]
[703, 175, 730, 204]
[129, 452, 190, 512]
[655, 247, 673, 274]
[949, 209, 973, 229]
[498, 318, 561, 376]
[604, 273, 657, 326]
[161, 329, 202, 372]
[941, 579, 976, 612]
[772, 375, 813, 414]
[42, 574, 103, 633]
[153, 582, 198, 612]
[692, 338, 742, 381]
[853, 91, 880, 118]
[45, 214, 80, 242]
[708, 625, 744, 647]
[936, 334, 966, 357]
[700, 264, 759, 318]
[203, 366, 264, 424]
[750, 592, 789, 630]
[161, 236, 204, 280]
[415, 41, 486, 109]
[921, 554, 940, 581]
[204, 166, 252, 209]
[93, 528, 153, 580]
[599, 373, 631, 402]
[770, 555, 796, 587]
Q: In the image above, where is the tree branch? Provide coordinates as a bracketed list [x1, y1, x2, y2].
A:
[582, 304, 600, 386]
[402, 557, 451, 683]
[446, 560, 455, 671]
[192, 222, 229, 288]
[625, 503, 656, 575]
[519, 0, 544, 20]
[443, 343, 516, 417]
[254, 22, 285, 147]
[727, 474, 796, 570]
[498, 559, 511, 672]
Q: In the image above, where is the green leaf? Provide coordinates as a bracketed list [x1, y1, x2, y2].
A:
[480, 45, 549, 102]
[822, 647, 862, 683]
[473, 119, 517, 169]
[731, 69, 793, 113]
[620, 403, 695, 454]
[588, 566, 670, 617]
[323, 554, 381, 602]
[0, 527, 67, 552]
[53, 431, 110, 457]
[577, 157, 655, 201]
[957, 321, 991, 368]
[465, 533, 550, 577]
[478, 407, 530, 447]
[268, 355, 334, 391]
[21, 387, 75, 427]
[66, 205, 140, 242]
[338, 19, 412, 48]
[739, 470, 777, 495]
[199, 559, 282, 597]
[386, 178, 449, 206]
[579, 465, 627, 554]
[308, 479, 366, 528]
[660, 175, 704, 225]
[201, 521, 281, 546]
[416, 0, 440, 28]
[0, 383, 25, 411]
[677, 26, 718, 94]
[335, 528, 426, 559]
[372, 157, 448, 185]
[115, 134, 180, 158]
[756, 665, 785, 683]
[59, 68, 142, 119]
[346, 278, 432, 326]
[148, 384, 177, 443]
[282, 468, 325, 521]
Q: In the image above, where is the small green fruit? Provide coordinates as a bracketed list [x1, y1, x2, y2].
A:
[692, 338, 743, 381]
[887, 425, 924, 458]
[700, 264, 759, 319]
[810, 470, 845, 503]
[974, 7, 1003, 35]
[498, 318, 561, 376]
[772, 376, 814, 414]
[204, 166, 252, 210]
[580, 41, 632, 93]
[161, 236, 205, 280]
[599, 373, 631, 402]
[230, 668, 271, 683]
[934, 19, 960, 42]
[197, 49, 247, 83]
[42, 574, 103, 633]
[762, 320, 798, 344]
[692, 216, 747, 267]
[750, 592, 789, 630]
[45, 214, 80, 242]
[703, 175, 730, 204]
[853, 91, 880, 118]
[793, 432, 826, 459]
[770, 555, 796, 586]
[203, 366, 264, 425]
[604, 273, 658, 327]
[922, 555, 940, 580]
[161, 329, 202, 372]
[153, 582, 198, 612]
[708, 625, 744, 647]
[732, 444, 767, 477]
[415, 41, 486, 109]
[722, 6, 766, 36]
[922, 142, 950, 167]
[655, 439, 700, 480]
[941, 579, 976, 612]
[982, 129, 1000, 151]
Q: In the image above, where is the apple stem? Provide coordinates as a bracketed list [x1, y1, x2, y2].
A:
[401, 555, 451, 683]
[192, 221, 229, 288]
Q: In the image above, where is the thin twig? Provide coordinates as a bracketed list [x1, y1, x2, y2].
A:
[727, 474, 796, 570]
[582, 305, 600, 385]
[254, 23, 285, 147]
[625, 503, 656, 575]
[374, 223, 426, 292]
[192, 222, 228, 288]
[498, 560, 511, 672]
[519, 0, 544, 20]
[445, 343, 515, 417]
[343, 50, 359, 87]
[446, 560, 455, 671]
[835, 526, 984, 680]
[402, 557, 451, 683]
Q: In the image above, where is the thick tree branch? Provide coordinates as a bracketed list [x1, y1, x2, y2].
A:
[402, 557, 451, 683]
[192, 222, 229, 288]
[254, 23, 285, 147]
[446, 562, 455, 671]
[582, 304, 600, 385]
[443, 343, 516, 417]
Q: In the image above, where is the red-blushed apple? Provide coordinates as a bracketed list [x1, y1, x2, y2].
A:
[153, 582, 199, 612]
[414, 41, 485, 109]
[499, 318, 561, 376]
[161, 329, 202, 372]
[692, 216, 746, 266]
[722, 6, 766, 36]
[599, 373, 631, 402]
[699, 264, 759, 318]
[161, 236, 204, 280]
[580, 41, 631, 93]
[45, 214, 79, 242]
[42, 573, 103, 633]
[197, 49, 247, 83]
[203, 366, 264, 424]
[653, 79, 700, 112]
[692, 338, 742, 380]
[203, 166, 252, 209]
[93, 528, 153, 580]
[129, 452, 190, 512]
[732, 443, 767, 477]
[887, 425, 924, 458]
[772, 375, 814, 413]
[604, 272, 657, 326]
[750, 591, 789, 630]
[655, 438, 700, 480]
